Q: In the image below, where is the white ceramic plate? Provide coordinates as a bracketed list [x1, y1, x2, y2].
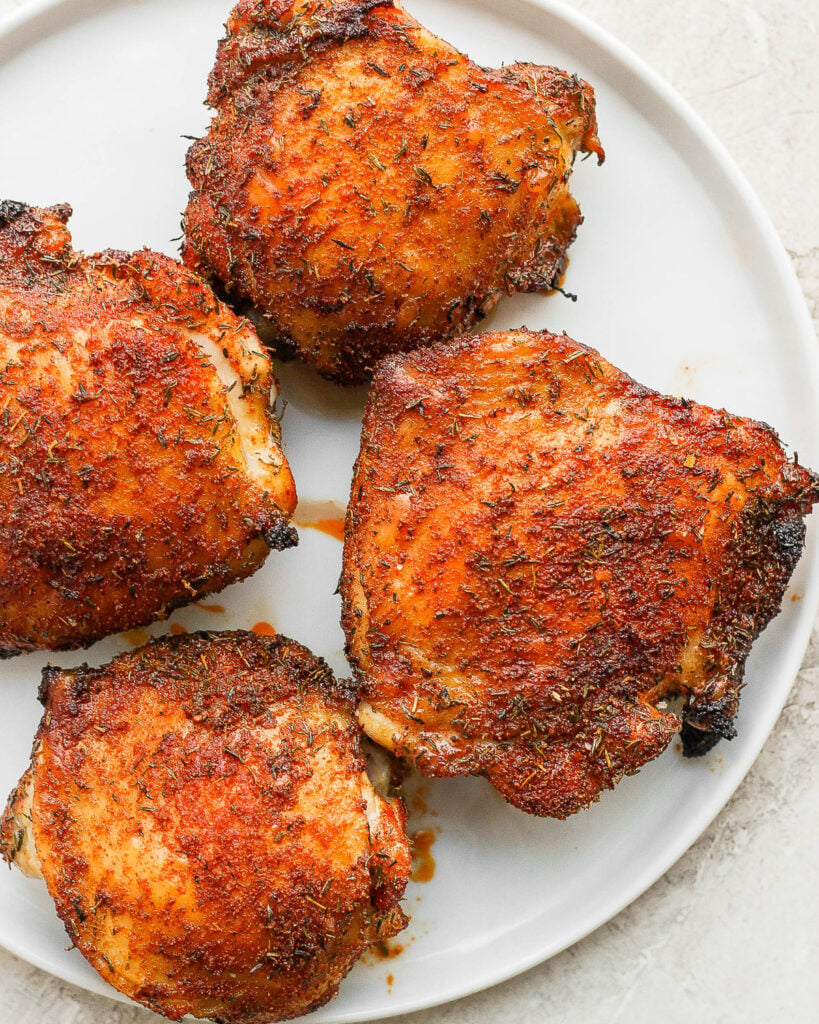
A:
[0, 0, 817, 1019]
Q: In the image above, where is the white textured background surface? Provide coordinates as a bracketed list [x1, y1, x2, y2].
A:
[0, 1, 817, 1022]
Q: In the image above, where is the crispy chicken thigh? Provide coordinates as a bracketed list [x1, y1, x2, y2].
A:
[341, 329, 819, 817]
[183, 0, 603, 383]
[1, 631, 410, 1023]
[0, 202, 296, 656]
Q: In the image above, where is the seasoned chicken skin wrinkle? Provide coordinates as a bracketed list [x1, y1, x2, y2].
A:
[0, 631, 410, 1024]
[0, 202, 297, 656]
[341, 329, 819, 817]
[183, 0, 603, 383]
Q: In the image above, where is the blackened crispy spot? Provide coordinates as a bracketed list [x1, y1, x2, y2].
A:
[38, 665, 67, 706]
[208, 0, 395, 102]
[771, 513, 806, 566]
[680, 722, 724, 757]
[0, 200, 29, 227]
[681, 699, 738, 758]
[264, 520, 299, 551]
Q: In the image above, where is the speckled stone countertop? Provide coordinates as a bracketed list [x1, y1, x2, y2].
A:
[0, 1, 816, 1022]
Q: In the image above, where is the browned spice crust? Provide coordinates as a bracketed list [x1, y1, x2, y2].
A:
[0, 202, 297, 656]
[1, 630, 410, 1023]
[183, 0, 603, 383]
[341, 329, 819, 817]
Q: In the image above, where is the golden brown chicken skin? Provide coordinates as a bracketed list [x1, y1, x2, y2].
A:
[0, 202, 297, 656]
[0, 631, 410, 1023]
[341, 329, 819, 818]
[183, 0, 603, 383]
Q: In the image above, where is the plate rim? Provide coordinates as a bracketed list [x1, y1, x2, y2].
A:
[0, 0, 817, 1018]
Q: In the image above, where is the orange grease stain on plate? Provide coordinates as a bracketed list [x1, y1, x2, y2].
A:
[410, 828, 437, 883]
[122, 627, 149, 647]
[302, 517, 346, 542]
[294, 499, 346, 540]
[196, 602, 225, 614]
[790, 593, 804, 602]
[371, 940, 404, 961]
[362, 932, 417, 967]
[251, 621, 277, 636]
[409, 780, 437, 817]
[169, 623, 188, 635]
[362, 933, 422, 985]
